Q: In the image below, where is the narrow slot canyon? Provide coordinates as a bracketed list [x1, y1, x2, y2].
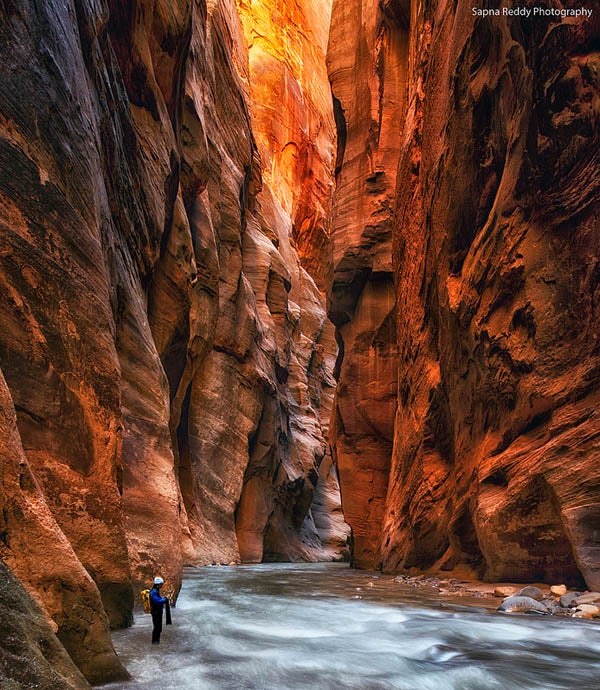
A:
[0, 0, 599, 688]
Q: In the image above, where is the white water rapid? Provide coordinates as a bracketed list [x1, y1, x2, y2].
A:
[104, 563, 600, 689]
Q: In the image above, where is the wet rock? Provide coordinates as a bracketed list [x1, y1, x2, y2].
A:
[560, 592, 582, 608]
[544, 600, 563, 615]
[551, 585, 567, 596]
[573, 593, 600, 606]
[517, 586, 546, 602]
[576, 604, 600, 617]
[497, 596, 549, 614]
[573, 610, 597, 620]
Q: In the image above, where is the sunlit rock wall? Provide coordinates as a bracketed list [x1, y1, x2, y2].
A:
[233, 0, 349, 563]
[0, 0, 345, 681]
[328, 0, 600, 588]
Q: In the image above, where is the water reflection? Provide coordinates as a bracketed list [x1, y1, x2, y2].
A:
[105, 563, 600, 690]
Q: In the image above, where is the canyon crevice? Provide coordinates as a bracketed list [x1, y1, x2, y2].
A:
[0, 0, 599, 685]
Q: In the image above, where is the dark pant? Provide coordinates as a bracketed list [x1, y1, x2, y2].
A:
[151, 607, 163, 643]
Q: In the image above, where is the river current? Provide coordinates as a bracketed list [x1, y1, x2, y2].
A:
[105, 563, 600, 690]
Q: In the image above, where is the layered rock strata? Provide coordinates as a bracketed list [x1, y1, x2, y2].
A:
[0, 0, 346, 682]
[328, 0, 600, 589]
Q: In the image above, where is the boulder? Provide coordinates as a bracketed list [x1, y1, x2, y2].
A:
[560, 592, 582, 608]
[573, 593, 600, 606]
[573, 610, 597, 620]
[550, 585, 567, 596]
[576, 604, 600, 616]
[497, 596, 549, 615]
[517, 586, 545, 602]
[494, 586, 518, 598]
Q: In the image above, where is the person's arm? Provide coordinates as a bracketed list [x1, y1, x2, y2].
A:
[150, 589, 168, 606]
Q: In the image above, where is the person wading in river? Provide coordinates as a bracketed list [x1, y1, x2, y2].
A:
[150, 576, 172, 644]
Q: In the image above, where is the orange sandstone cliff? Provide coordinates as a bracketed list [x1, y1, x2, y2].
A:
[327, 0, 600, 589]
[0, 0, 347, 683]
[0, 0, 599, 684]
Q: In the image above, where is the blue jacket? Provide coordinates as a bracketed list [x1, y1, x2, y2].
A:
[150, 586, 168, 611]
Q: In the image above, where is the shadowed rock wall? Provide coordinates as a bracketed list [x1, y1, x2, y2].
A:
[327, 0, 409, 568]
[0, 559, 92, 690]
[328, 0, 600, 589]
[0, 0, 346, 682]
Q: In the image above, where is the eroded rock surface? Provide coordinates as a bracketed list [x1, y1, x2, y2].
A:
[0, 0, 346, 681]
[0, 559, 92, 690]
[327, 0, 600, 588]
[234, 0, 349, 563]
[326, 0, 408, 568]
[0, 371, 127, 683]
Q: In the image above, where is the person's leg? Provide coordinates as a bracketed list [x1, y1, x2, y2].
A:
[151, 609, 163, 643]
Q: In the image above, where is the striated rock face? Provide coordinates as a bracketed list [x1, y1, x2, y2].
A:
[0, 372, 127, 683]
[328, 0, 600, 589]
[0, 559, 91, 690]
[232, 0, 349, 563]
[0, 0, 347, 681]
[326, 0, 408, 568]
[235, 0, 336, 290]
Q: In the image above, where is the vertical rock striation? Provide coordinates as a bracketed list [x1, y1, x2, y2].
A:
[328, 0, 600, 589]
[0, 559, 91, 690]
[232, 0, 349, 564]
[0, 371, 127, 683]
[0, 0, 346, 681]
[326, 0, 409, 568]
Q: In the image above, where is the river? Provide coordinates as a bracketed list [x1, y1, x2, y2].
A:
[104, 563, 600, 690]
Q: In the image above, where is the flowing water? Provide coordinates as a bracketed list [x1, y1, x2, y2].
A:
[105, 563, 600, 690]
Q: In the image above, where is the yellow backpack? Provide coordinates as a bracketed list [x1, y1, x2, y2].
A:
[140, 589, 151, 614]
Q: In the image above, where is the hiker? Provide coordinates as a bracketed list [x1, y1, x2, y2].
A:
[150, 576, 171, 644]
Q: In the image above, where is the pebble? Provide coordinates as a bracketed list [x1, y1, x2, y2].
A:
[517, 586, 545, 601]
[498, 596, 549, 614]
[550, 584, 567, 596]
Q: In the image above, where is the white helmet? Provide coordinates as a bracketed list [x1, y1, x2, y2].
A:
[154, 576, 164, 585]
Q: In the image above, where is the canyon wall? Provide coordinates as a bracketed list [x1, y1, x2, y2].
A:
[328, 0, 600, 589]
[0, 0, 346, 682]
[233, 0, 349, 563]
[327, 0, 408, 568]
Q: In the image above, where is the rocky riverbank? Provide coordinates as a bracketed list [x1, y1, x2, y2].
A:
[392, 574, 600, 621]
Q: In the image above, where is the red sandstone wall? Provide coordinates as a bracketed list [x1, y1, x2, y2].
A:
[328, 0, 600, 589]
[327, 0, 409, 568]
[0, 0, 346, 680]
